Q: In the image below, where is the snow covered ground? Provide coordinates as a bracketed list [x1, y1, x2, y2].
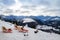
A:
[0, 20, 60, 40]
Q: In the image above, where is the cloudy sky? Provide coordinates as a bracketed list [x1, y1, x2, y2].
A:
[0, 0, 60, 16]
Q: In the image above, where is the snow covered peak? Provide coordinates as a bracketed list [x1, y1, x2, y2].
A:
[52, 18, 60, 20]
[50, 17, 60, 21]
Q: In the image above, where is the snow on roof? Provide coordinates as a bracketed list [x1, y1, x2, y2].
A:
[23, 18, 36, 23]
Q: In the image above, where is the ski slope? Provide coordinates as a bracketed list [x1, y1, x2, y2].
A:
[0, 20, 60, 40]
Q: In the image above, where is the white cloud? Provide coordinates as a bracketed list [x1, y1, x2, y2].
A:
[9, 0, 22, 10]
[0, 0, 60, 16]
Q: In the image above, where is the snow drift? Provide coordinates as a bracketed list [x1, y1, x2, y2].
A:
[0, 20, 60, 40]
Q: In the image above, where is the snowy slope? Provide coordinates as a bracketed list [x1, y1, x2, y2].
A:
[0, 20, 60, 40]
